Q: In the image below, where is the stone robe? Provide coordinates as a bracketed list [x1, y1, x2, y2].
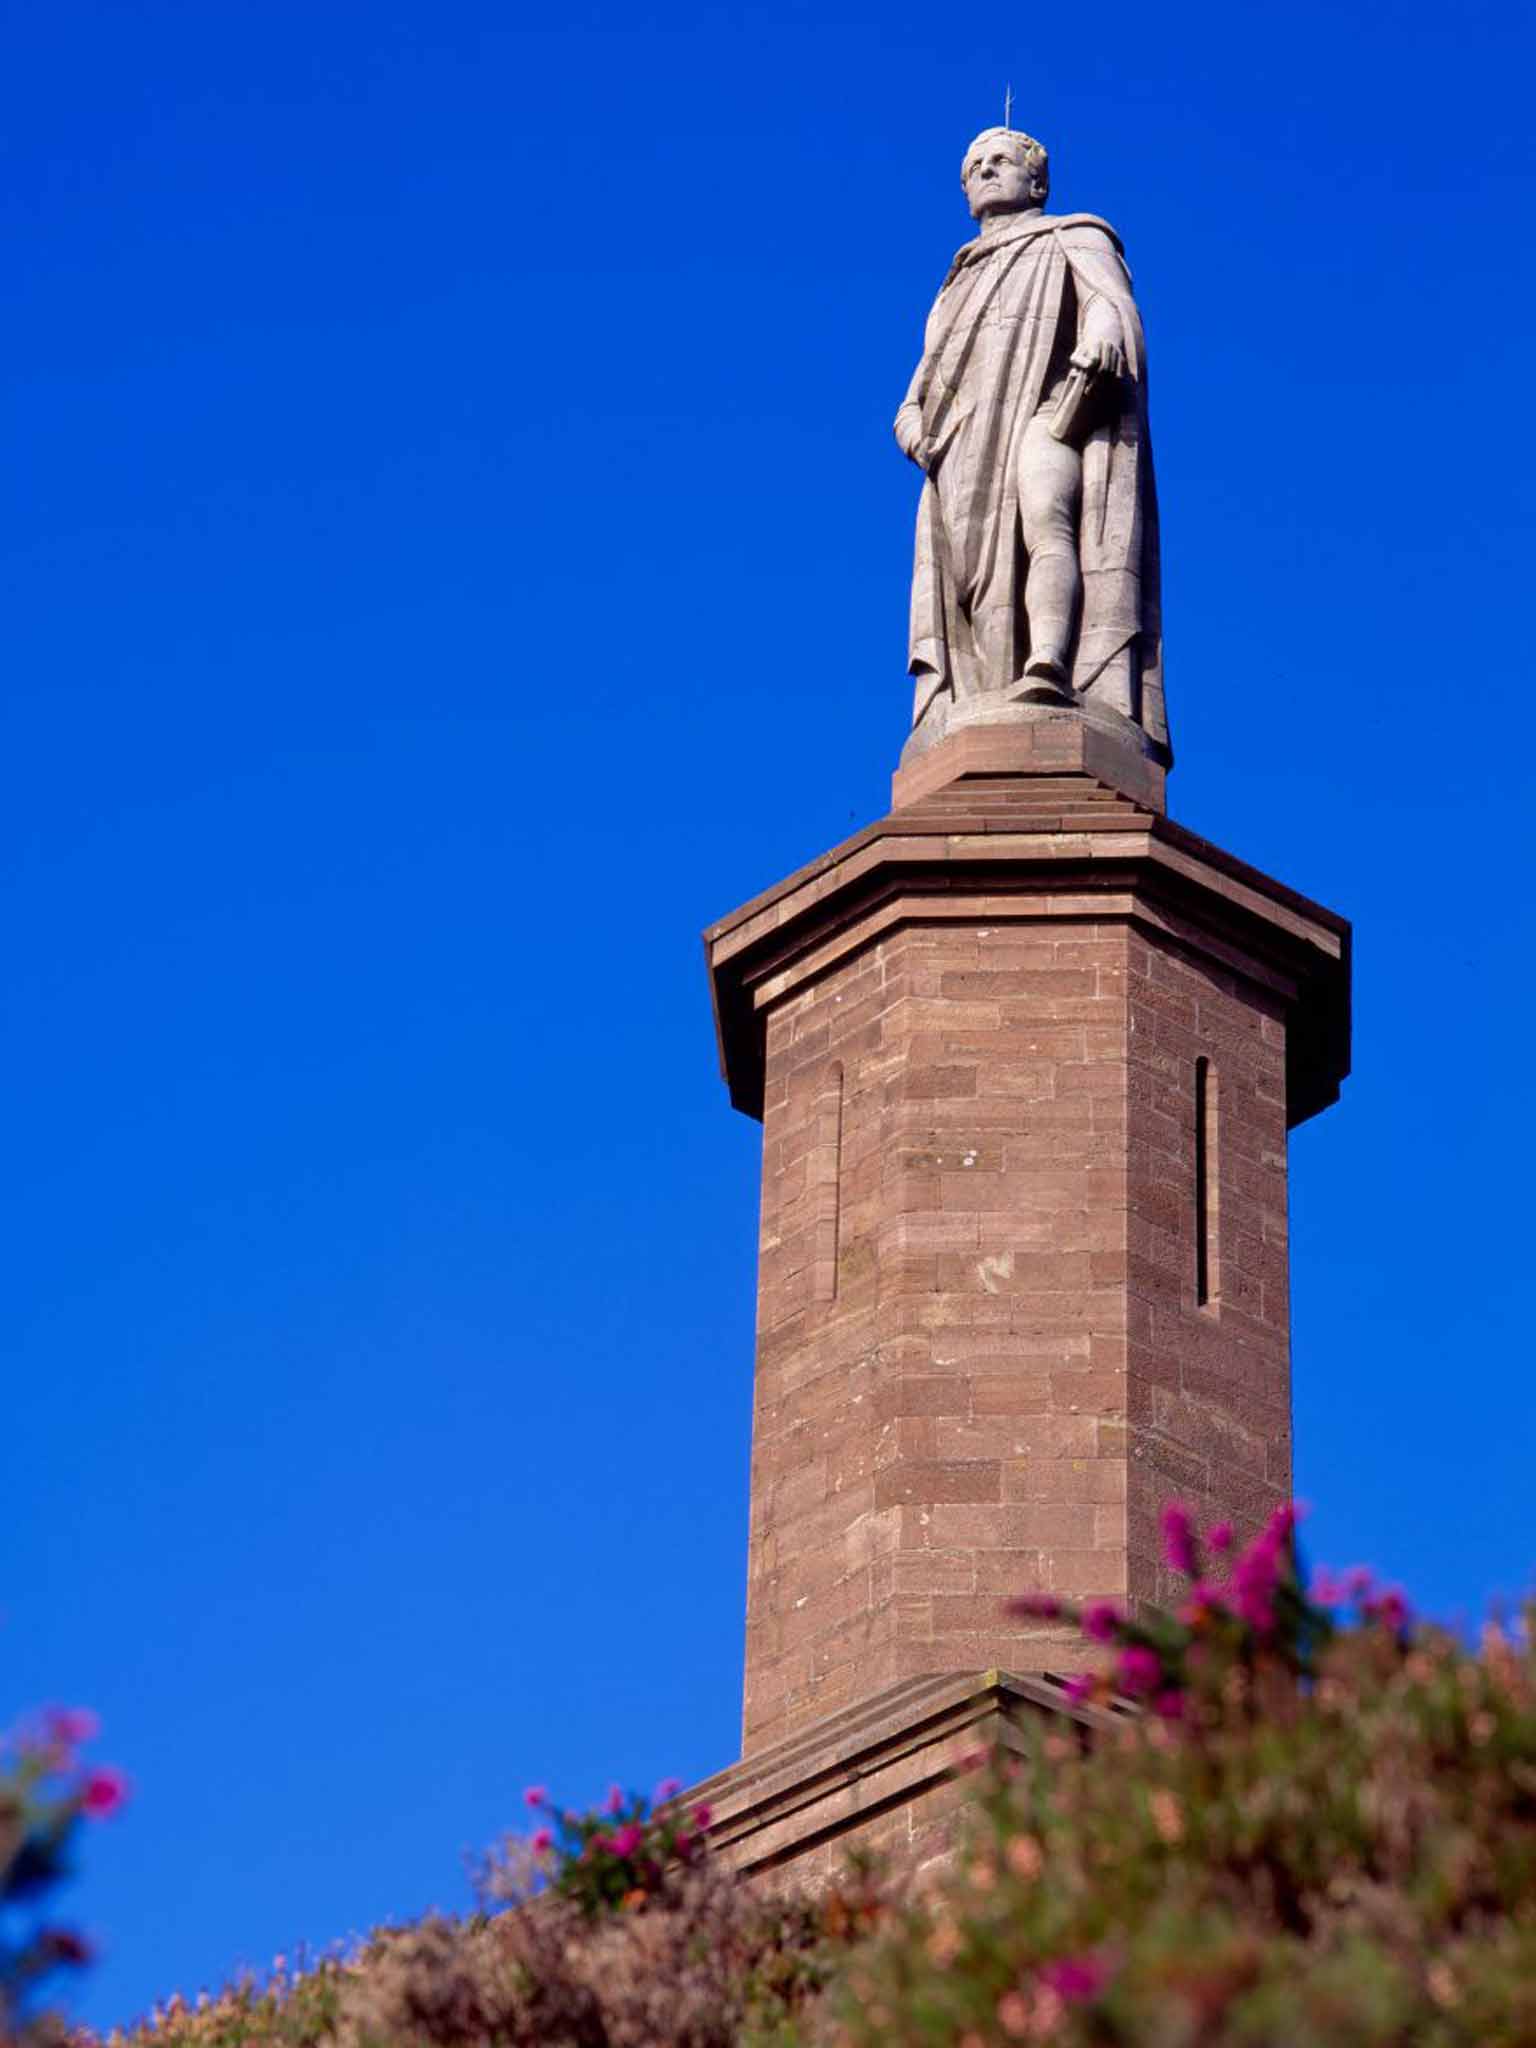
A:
[902, 211, 1167, 755]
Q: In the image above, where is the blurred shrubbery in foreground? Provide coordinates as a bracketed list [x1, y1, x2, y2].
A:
[58, 1507, 1536, 2045]
[1, 1705, 127, 2045]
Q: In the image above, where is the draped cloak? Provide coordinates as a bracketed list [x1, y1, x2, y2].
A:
[902, 211, 1167, 756]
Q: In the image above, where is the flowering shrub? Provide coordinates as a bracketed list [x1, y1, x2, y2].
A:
[815, 1503, 1536, 2045]
[85, 1503, 1536, 2045]
[522, 1778, 714, 1917]
[2, 1705, 127, 2040]
[106, 1790, 872, 2048]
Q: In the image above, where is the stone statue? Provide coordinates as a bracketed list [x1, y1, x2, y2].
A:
[896, 128, 1167, 763]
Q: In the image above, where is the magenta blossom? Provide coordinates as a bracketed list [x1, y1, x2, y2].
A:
[46, 1707, 100, 1749]
[1368, 1586, 1410, 1631]
[1152, 1688, 1186, 1721]
[1062, 1673, 1097, 1705]
[692, 1803, 713, 1830]
[1311, 1568, 1346, 1606]
[653, 1776, 682, 1803]
[1178, 1580, 1228, 1626]
[603, 1783, 626, 1816]
[1007, 1592, 1064, 1621]
[1039, 1954, 1112, 2003]
[80, 1767, 128, 1818]
[1160, 1503, 1198, 1577]
[523, 1785, 548, 1810]
[1207, 1521, 1234, 1554]
[1081, 1601, 1124, 1644]
[530, 1828, 554, 1855]
[1116, 1645, 1163, 1697]
[607, 1822, 644, 1858]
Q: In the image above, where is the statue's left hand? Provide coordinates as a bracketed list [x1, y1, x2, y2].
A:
[1071, 338, 1126, 380]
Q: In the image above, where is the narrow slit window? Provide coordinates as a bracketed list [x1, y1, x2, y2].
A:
[1194, 1057, 1219, 1308]
[812, 1063, 844, 1305]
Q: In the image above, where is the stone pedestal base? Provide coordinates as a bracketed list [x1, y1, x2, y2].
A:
[688, 1668, 1114, 1893]
[897, 699, 1167, 814]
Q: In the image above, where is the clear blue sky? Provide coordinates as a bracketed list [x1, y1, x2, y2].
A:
[5, 0, 1533, 2027]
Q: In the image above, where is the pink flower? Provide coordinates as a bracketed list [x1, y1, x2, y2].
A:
[1178, 1580, 1228, 1626]
[1232, 1534, 1282, 1634]
[46, 1707, 100, 1749]
[608, 1822, 643, 1858]
[530, 1828, 554, 1855]
[1311, 1568, 1345, 1606]
[1116, 1645, 1163, 1697]
[1368, 1586, 1410, 1631]
[79, 1767, 128, 1818]
[1039, 1954, 1111, 2003]
[692, 1803, 713, 1830]
[1006, 1592, 1063, 1620]
[653, 1776, 682, 1803]
[603, 1784, 626, 1816]
[1160, 1504, 1198, 1577]
[1206, 1521, 1234, 1554]
[1062, 1673, 1097, 1704]
[1342, 1566, 1375, 1602]
[1081, 1601, 1124, 1644]
[1152, 1688, 1185, 1721]
[1257, 1502, 1298, 1558]
[523, 1785, 548, 1810]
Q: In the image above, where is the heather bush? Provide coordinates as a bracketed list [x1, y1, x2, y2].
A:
[1, 1704, 127, 2042]
[519, 1778, 714, 1917]
[806, 1507, 1536, 2046]
[105, 1790, 871, 2048]
[93, 1503, 1536, 2045]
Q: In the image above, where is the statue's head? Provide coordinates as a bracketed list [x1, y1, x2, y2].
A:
[960, 127, 1049, 219]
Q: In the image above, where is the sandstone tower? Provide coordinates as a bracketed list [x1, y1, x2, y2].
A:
[688, 130, 1350, 1888]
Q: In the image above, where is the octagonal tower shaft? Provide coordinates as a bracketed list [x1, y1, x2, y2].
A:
[706, 727, 1348, 1758]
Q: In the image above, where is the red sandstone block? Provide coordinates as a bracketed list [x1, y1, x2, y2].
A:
[1001, 1457, 1127, 1504]
[969, 1499, 1102, 1548]
[881, 1216, 983, 1259]
[969, 1372, 1054, 1416]
[875, 1377, 974, 1420]
[931, 1416, 1038, 1461]
[968, 1548, 1049, 1593]
[930, 1592, 1047, 1634]
[1044, 1549, 1130, 1595]
[998, 1412, 1103, 1459]
[900, 1066, 980, 1100]
[891, 1552, 977, 1594]
[770, 1483, 878, 1560]
[874, 1460, 1002, 1508]
[922, 1502, 1067, 1550]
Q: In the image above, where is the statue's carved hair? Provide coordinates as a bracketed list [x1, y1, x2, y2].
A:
[960, 127, 1049, 204]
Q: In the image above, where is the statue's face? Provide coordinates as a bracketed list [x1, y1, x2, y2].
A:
[962, 137, 1037, 219]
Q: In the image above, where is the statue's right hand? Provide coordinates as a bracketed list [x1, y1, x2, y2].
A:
[894, 403, 929, 470]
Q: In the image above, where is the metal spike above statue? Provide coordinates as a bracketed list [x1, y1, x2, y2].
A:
[895, 127, 1168, 769]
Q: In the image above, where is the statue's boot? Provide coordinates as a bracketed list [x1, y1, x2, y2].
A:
[1014, 652, 1076, 707]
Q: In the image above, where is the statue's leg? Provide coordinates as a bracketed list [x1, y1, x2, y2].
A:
[1017, 414, 1083, 686]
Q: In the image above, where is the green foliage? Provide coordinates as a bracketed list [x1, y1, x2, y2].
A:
[1, 1705, 127, 2043]
[814, 1511, 1536, 2045]
[521, 1780, 714, 1917]
[92, 1505, 1536, 2045]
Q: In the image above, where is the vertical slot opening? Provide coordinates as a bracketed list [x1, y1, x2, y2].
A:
[1195, 1056, 1219, 1309]
[812, 1062, 844, 1305]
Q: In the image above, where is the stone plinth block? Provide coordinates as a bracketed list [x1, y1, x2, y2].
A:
[688, 1668, 1122, 1894]
[705, 746, 1349, 1757]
